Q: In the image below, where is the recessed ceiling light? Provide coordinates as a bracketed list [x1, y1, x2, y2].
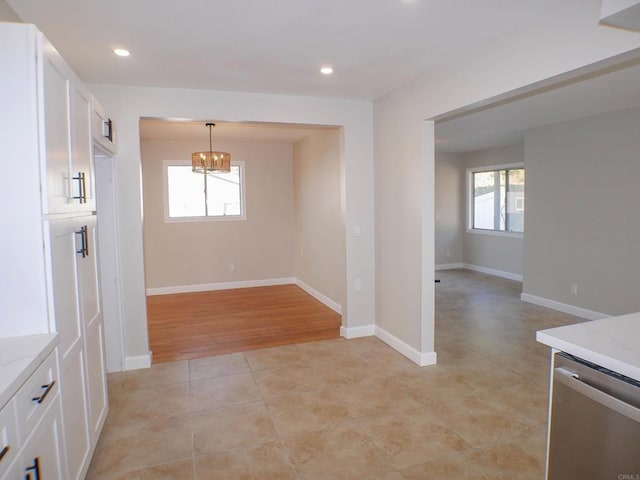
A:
[320, 66, 333, 75]
[113, 48, 130, 57]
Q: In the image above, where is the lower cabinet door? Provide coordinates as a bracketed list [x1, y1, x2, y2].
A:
[19, 395, 66, 480]
[60, 349, 90, 480]
[46, 218, 82, 365]
[0, 399, 18, 478]
[78, 217, 101, 332]
[85, 319, 108, 440]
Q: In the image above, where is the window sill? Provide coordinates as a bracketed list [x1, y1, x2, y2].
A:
[466, 229, 523, 239]
[164, 215, 246, 223]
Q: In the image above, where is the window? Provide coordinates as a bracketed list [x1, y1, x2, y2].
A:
[164, 161, 245, 221]
[468, 164, 524, 234]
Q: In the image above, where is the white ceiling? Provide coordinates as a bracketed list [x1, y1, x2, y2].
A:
[7, 0, 564, 100]
[139, 119, 334, 144]
[9, 0, 640, 149]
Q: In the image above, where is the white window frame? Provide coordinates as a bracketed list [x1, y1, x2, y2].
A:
[163, 159, 247, 223]
[466, 162, 524, 238]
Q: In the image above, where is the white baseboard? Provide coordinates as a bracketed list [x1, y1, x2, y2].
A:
[340, 324, 375, 339]
[374, 326, 437, 367]
[463, 263, 523, 282]
[146, 277, 296, 296]
[339, 324, 437, 367]
[435, 263, 464, 270]
[295, 279, 342, 314]
[125, 352, 152, 371]
[520, 293, 609, 321]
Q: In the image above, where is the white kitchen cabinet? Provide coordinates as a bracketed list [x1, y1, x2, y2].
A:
[2, 400, 66, 480]
[47, 218, 93, 480]
[18, 397, 66, 480]
[76, 219, 108, 442]
[0, 400, 18, 478]
[0, 21, 109, 480]
[85, 320, 108, 439]
[47, 218, 83, 364]
[42, 44, 73, 215]
[47, 216, 105, 478]
[47, 216, 101, 360]
[59, 351, 90, 480]
[47, 218, 104, 480]
[1, 348, 66, 480]
[92, 97, 117, 155]
[42, 35, 95, 215]
[70, 83, 96, 211]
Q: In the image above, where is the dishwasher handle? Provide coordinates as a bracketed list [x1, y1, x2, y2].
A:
[554, 367, 640, 422]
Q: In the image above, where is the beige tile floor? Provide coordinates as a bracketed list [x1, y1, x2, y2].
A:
[87, 269, 583, 479]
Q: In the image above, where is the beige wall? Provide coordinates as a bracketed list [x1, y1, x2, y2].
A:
[374, 0, 640, 356]
[523, 105, 640, 316]
[293, 129, 345, 309]
[91, 85, 373, 366]
[435, 144, 524, 277]
[434, 151, 463, 266]
[141, 139, 295, 289]
[461, 143, 524, 277]
[0, 0, 20, 22]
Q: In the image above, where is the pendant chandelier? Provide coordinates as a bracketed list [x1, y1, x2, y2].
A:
[192, 123, 231, 174]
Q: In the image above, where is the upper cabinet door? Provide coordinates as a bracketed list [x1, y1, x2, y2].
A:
[70, 84, 95, 211]
[42, 40, 94, 215]
[91, 97, 117, 155]
[42, 44, 72, 215]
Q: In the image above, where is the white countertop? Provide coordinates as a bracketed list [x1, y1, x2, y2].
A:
[0, 334, 58, 409]
[537, 312, 640, 382]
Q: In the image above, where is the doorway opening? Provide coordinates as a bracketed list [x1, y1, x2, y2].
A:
[139, 119, 346, 362]
[432, 52, 640, 361]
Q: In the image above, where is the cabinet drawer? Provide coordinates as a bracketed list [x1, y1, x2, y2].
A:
[19, 395, 65, 480]
[1, 395, 65, 480]
[14, 351, 58, 440]
[0, 399, 18, 478]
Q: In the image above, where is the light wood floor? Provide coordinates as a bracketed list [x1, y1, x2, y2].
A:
[147, 284, 342, 363]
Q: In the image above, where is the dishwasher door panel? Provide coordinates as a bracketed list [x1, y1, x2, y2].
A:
[548, 355, 640, 480]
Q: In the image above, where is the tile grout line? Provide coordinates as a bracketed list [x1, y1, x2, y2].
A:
[251, 357, 302, 479]
[99, 273, 565, 478]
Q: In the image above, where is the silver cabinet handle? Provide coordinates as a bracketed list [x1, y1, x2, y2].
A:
[72, 171, 87, 203]
[25, 456, 40, 480]
[75, 226, 89, 258]
[554, 367, 640, 422]
[83, 225, 89, 257]
[31, 380, 56, 404]
[104, 119, 113, 141]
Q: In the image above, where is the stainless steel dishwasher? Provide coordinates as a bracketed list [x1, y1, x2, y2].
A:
[547, 352, 640, 479]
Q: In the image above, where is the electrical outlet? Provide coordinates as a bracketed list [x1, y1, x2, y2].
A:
[229, 261, 236, 272]
[570, 283, 578, 295]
